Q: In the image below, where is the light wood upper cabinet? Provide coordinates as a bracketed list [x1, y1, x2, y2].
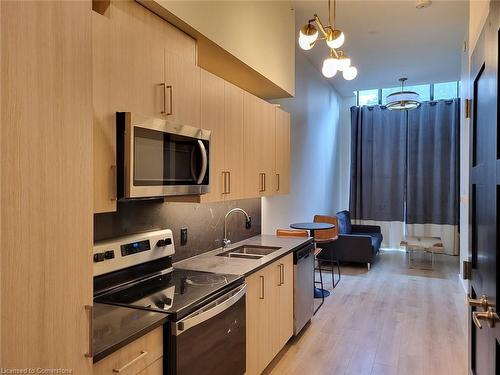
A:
[262, 103, 276, 197]
[223, 81, 245, 200]
[243, 92, 278, 198]
[92, 0, 197, 213]
[164, 50, 201, 128]
[275, 108, 291, 195]
[245, 254, 294, 375]
[200, 69, 225, 202]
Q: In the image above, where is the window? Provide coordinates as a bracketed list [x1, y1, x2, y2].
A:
[356, 81, 458, 106]
[358, 89, 379, 106]
[433, 81, 459, 100]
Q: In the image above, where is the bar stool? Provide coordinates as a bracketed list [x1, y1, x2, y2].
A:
[276, 228, 327, 313]
[313, 215, 341, 288]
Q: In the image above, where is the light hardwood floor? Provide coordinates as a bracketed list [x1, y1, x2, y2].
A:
[265, 250, 468, 375]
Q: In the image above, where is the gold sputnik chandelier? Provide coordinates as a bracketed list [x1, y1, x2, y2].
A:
[298, 0, 357, 80]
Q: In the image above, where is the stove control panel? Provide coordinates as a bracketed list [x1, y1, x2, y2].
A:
[93, 229, 175, 276]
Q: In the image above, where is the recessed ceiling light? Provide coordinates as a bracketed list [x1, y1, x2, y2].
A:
[416, 0, 432, 9]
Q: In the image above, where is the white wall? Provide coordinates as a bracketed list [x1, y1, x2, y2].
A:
[261, 51, 343, 234]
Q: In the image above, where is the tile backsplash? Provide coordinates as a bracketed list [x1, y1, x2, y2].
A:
[94, 198, 261, 262]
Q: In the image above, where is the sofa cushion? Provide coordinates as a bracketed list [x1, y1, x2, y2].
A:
[336, 210, 352, 234]
[356, 232, 382, 252]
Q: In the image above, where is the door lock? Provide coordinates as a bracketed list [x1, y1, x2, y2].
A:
[467, 294, 492, 311]
[472, 307, 500, 329]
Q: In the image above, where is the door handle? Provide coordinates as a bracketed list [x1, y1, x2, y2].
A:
[472, 307, 500, 329]
[467, 294, 492, 310]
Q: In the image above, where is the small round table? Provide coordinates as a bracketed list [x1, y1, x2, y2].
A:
[290, 222, 335, 302]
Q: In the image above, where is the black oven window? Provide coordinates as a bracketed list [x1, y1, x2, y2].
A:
[133, 127, 208, 186]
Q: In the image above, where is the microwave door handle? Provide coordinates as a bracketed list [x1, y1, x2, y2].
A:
[196, 140, 208, 184]
[173, 284, 246, 336]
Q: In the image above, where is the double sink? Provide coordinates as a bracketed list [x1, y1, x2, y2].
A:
[217, 245, 281, 260]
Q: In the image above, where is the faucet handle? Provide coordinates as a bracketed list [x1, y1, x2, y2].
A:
[246, 217, 252, 229]
[222, 238, 231, 248]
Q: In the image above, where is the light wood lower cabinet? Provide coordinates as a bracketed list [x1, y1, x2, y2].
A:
[94, 327, 163, 375]
[246, 254, 294, 375]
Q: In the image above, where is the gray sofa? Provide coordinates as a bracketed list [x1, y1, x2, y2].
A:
[317, 210, 382, 270]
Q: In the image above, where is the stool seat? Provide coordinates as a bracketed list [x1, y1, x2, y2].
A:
[315, 236, 338, 244]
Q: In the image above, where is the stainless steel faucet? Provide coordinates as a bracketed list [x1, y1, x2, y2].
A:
[222, 208, 252, 249]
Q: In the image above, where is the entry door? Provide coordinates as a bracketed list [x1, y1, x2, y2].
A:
[469, 3, 500, 374]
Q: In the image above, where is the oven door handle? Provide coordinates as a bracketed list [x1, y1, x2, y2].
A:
[174, 284, 246, 336]
[196, 140, 208, 185]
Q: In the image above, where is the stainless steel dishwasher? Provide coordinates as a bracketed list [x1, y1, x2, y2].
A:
[293, 242, 315, 335]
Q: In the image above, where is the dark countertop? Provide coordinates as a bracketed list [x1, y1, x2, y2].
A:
[92, 235, 312, 363]
[174, 234, 313, 276]
[93, 303, 168, 363]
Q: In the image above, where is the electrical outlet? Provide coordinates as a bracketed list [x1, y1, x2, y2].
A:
[181, 228, 188, 246]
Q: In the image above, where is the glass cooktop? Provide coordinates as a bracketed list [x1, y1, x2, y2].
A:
[95, 268, 243, 320]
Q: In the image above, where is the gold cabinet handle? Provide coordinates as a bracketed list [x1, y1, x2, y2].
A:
[281, 264, 285, 285]
[160, 83, 166, 114]
[112, 351, 148, 373]
[276, 173, 280, 191]
[467, 294, 492, 310]
[227, 171, 231, 194]
[222, 172, 227, 194]
[84, 305, 93, 358]
[166, 85, 173, 115]
[263, 173, 266, 192]
[472, 307, 500, 329]
[259, 275, 265, 299]
[259, 173, 264, 192]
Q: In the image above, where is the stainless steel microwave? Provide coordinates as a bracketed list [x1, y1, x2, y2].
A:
[116, 112, 210, 199]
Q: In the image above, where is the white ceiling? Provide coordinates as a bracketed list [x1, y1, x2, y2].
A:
[292, 0, 468, 96]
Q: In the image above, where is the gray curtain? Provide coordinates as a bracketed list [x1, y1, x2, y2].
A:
[406, 99, 460, 224]
[350, 105, 407, 221]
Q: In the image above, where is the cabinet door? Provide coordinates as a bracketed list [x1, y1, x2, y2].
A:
[262, 103, 276, 196]
[243, 92, 264, 198]
[164, 50, 201, 128]
[200, 70, 225, 202]
[278, 254, 294, 348]
[92, 2, 168, 213]
[224, 81, 245, 200]
[246, 271, 267, 375]
[275, 108, 291, 195]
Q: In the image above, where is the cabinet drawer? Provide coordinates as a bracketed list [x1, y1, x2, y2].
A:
[137, 358, 163, 375]
[94, 327, 163, 375]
